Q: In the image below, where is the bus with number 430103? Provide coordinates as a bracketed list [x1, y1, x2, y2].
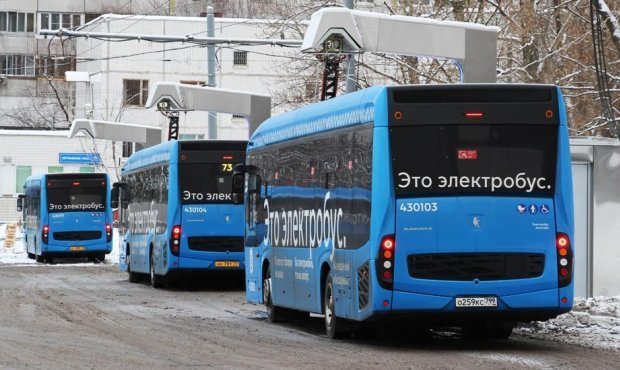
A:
[113, 140, 247, 288]
[232, 84, 574, 339]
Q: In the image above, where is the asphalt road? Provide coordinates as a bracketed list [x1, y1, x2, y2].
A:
[0, 263, 617, 369]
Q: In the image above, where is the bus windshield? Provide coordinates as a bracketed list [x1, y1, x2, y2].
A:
[179, 163, 234, 204]
[47, 179, 106, 212]
[391, 124, 558, 196]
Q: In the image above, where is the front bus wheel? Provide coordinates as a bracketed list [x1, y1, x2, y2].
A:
[324, 272, 349, 339]
[127, 246, 140, 283]
[263, 266, 284, 323]
[150, 247, 166, 289]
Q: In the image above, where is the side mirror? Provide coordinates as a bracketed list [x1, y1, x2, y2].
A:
[111, 182, 126, 209]
[110, 187, 119, 209]
[16, 194, 24, 212]
[231, 172, 244, 205]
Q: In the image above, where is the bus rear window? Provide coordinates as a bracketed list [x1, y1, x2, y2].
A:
[179, 163, 233, 204]
[47, 185, 106, 212]
[390, 124, 558, 196]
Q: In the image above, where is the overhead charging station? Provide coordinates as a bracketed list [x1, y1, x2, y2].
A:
[66, 7, 499, 146]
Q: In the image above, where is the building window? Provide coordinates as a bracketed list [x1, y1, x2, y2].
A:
[123, 79, 149, 106]
[79, 167, 95, 173]
[179, 134, 205, 140]
[15, 166, 32, 193]
[40, 12, 82, 31]
[48, 166, 63, 173]
[0, 11, 35, 33]
[37, 56, 75, 78]
[233, 51, 248, 66]
[122, 142, 133, 158]
[0, 55, 36, 76]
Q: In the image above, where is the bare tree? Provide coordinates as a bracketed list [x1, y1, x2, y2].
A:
[263, 0, 620, 137]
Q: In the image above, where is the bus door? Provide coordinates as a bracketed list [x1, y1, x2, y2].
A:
[112, 182, 129, 272]
[239, 167, 262, 303]
[390, 123, 560, 298]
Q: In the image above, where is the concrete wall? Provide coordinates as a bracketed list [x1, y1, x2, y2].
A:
[571, 137, 620, 297]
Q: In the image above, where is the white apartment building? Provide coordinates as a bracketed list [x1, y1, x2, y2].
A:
[74, 14, 299, 145]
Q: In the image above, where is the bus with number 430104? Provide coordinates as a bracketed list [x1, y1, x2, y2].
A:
[232, 84, 574, 339]
[112, 140, 247, 288]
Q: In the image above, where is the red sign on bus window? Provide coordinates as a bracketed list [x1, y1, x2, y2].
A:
[457, 149, 478, 160]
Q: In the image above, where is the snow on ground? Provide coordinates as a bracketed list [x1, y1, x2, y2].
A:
[0, 226, 120, 266]
[517, 296, 620, 351]
[1, 224, 619, 351]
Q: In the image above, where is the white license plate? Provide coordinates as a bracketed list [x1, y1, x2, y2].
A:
[455, 296, 497, 308]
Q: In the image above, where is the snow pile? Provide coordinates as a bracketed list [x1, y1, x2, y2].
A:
[517, 296, 620, 351]
[0, 223, 23, 239]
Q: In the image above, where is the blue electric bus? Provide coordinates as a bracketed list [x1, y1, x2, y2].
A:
[18, 173, 113, 263]
[233, 84, 574, 339]
[113, 140, 247, 288]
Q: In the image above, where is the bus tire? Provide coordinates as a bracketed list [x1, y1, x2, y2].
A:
[97, 254, 106, 262]
[492, 326, 513, 339]
[127, 249, 140, 283]
[263, 265, 283, 323]
[27, 252, 35, 260]
[35, 254, 43, 263]
[324, 272, 349, 339]
[150, 247, 165, 289]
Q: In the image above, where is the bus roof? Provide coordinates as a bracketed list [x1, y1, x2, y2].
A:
[122, 140, 177, 174]
[249, 86, 384, 149]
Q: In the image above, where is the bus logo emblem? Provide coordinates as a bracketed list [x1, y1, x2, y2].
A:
[517, 204, 526, 214]
[540, 204, 549, 214]
[529, 204, 538, 214]
[472, 216, 481, 229]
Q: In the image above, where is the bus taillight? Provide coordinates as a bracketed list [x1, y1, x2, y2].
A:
[377, 235, 395, 290]
[170, 225, 181, 256]
[556, 233, 573, 288]
[105, 223, 112, 242]
[42, 225, 49, 244]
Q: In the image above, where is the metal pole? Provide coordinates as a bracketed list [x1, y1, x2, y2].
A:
[207, 7, 217, 139]
[344, 0, 356, 94]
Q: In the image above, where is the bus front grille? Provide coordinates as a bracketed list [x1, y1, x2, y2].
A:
[187, 237, 244, 252]
[407, 253, 545, 281]
[52, 231, 102, 241]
